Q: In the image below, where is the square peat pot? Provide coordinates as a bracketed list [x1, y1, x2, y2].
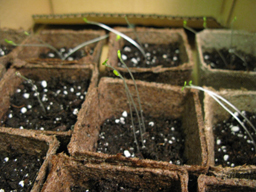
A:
[68, 77, 208, 175]
[107, 27, 193, 86]
[196, 29, 256, 90]
[12, 29, 106, 66]
[0, 28, 29, 78]
[0, 127, 59, 192]
[198, 174, 256, 192]
[204, 88, 256, 179]
[41, 153, 188, 192]
[0, 63, 98, 142]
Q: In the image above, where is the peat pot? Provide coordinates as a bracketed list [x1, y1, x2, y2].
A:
[204, 88, 256, 181]
[0, 63, 98, 146]
[197, 174, 256, 192]
[107, 27, 193, 85]
[12, 29, 106, 66]
[0, 127, 59, 192]
[196, 29, 256, 90]
[41, 153, 188, 192]
[68, 77, 208, 178]
[0, 28, 29, 79]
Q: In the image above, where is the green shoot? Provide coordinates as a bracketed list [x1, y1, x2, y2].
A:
[102, 59, 143, 152]
[203, 17, 207, 29]
[124, 16, 143, 49]
[15, 72, 46, 113]
[183, 20, 197, 34]
[183, 81, 256, 150]
[4, 39, 17, 46]
[84, 18, 146, 58]
[116, 34, 121, 41]
[117, 50, 146, 134]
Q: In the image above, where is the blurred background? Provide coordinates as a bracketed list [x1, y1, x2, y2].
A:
[0, 0, 255, 31]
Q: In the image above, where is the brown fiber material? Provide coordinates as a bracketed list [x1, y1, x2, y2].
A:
[42, 153, 188, 192]
[107, 27, 193, 85]
[204, 88, 256, 178]
[0, 28, 29, 78]
[12, 29, 105, 66]
[196, 29, 256, 90]
[68, 77, 208, 175]
[198, 174, 256, 192]
[0, 63, 98, 138]
[0, 127, 59, 192]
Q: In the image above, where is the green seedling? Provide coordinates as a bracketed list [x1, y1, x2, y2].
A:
[183, 81, 256, 150]
[83, 18, 146, 58]
[5, 31, 108, 60]
[102, 59, 144, 152]
[15, 72, 46, 113]
[117, 50, 146, 134]
[203, 16, 207, 29]
[183, 20, 197, 34]
[124, 16, 143, 49]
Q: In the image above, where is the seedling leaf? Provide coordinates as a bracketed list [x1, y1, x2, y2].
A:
[117, 50, 121, 59]
[24, 31, 30, 36]
[83, 18, 88, 23]
[102, 59, 109, 66]
[183, 20, 187, 27]
[113, 70, 120, 77]
[5, 39, 16, 46]
[116, 34, 121, 41]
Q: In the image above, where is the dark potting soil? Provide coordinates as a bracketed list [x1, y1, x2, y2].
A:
[0, 45, 15, 57]
[70, 179, 172, 192]
[214, 111, 256, 167]
[118, 43, 182, 68]
[203, 48, 256, 71]
[0, 77, 89, 131]
[97, 111, 186, 165]
[0, 151, 44, 191]
[39, 47, 94, 61]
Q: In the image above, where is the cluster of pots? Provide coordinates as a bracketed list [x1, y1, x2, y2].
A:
[0, 27, 255, 191]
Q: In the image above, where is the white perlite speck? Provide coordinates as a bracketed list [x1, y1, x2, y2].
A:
[122, 111, 128, 117]
[21, 107, 27, 114]
[0, 189, 5, 192]
[23, 93, 30, 99]
[223, 154, 229, 161]
[4, 157, 9, 162]
[216, 139, 221, 145]
[231, 126, 239, 132]
[148, 121, 154, 126]
[41, 80, 47, 88]
[19, 180, 25, 187]
[73, 108, 79, 115]
[124, 150, 131, 157]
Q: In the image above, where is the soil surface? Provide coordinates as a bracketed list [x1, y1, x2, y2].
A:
[214, 111, 256, 167]
[203, 48, 256, 71]
[97, 111, 186, 165]
[39, 47, 94, 61]
[1, 77, 89, 131]
[0, 45, 15, 57]
[118, 43, 182, 68]
[70, 179, 172, 192]
[0, 151, 44, 191]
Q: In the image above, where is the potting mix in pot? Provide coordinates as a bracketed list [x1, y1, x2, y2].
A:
[118, 43, 182, 68]
[203, 48, 256, 71]
[0, 44, 15, 57]
[0, 77, 90, 131]
[0, 151, 44, 191]
[39, 46, 94, 61]
[214, 111, 256, 167]
[97, 111, 186, 165]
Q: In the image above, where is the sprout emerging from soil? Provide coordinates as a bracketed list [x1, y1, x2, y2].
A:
[5, 31, 108, 60]
[183, 81, 256, 150]
[15, 72, 46, 113]
[83, 18, 146, 58]
[102, 57, 145, 152]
